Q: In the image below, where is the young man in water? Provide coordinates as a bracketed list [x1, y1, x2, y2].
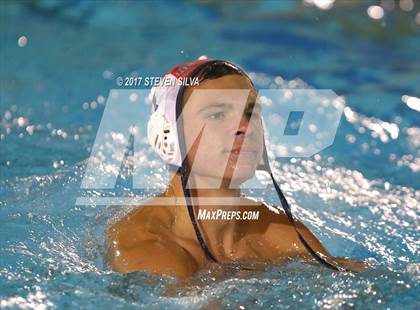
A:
[106, 59, 368, 277]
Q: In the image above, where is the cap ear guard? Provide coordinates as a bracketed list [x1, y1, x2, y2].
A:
[147, 107, 179, 166]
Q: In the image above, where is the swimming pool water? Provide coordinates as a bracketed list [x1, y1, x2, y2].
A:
[1, 1, 419, 309]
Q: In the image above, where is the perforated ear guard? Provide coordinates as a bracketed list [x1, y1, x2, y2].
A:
[147, 74, 183, 167]
[147, 108, 178, 165]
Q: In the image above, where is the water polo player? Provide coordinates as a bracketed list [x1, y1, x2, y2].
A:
[106, 59, 368, 277]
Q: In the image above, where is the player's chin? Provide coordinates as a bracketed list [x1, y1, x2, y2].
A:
[225, 163, 258, 182]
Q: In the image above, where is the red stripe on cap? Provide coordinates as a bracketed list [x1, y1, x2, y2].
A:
[167, 59, 212, 78]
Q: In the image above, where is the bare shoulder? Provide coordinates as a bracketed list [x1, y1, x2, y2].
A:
[105, 200, 198, 277]
[239, 197, 291, 226]
[241, 198, 330, 257]
[107, 200, 173, 241]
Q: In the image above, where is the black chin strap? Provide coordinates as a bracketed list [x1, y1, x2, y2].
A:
[261, 148, 348, 272]
[176, 125, 219, 263]
[178, 164, 219, 263]
[268, 171, 344, 271]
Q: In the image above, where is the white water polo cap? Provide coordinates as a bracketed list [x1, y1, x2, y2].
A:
[147, 58, 258, 168]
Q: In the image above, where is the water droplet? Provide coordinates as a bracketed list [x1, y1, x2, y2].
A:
[18, 35, 27, 47]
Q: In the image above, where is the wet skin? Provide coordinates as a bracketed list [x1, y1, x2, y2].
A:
[106, 75, 368, 277]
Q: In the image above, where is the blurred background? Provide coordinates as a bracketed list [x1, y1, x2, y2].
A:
[1, 0, 419, 186]
[0, 1, 419, 309]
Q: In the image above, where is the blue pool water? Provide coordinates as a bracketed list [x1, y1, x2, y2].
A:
[1, 1, 419, 309]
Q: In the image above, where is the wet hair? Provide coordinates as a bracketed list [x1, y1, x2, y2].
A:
[193, 61, 254, 86]
[181, 61, 255, 108]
